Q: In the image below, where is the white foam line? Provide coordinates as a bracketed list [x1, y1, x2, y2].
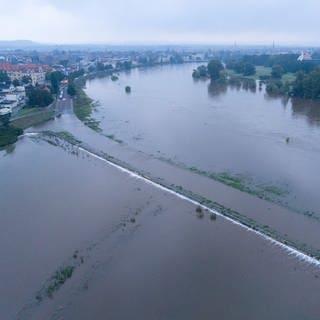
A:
[22, 133, 39, 137]
[76, 146, 320, 267]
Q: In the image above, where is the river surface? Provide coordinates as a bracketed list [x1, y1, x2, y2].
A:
[1, 63, 320, 319]
[85, 64, 320, 216]
[1, 137, 320, 320]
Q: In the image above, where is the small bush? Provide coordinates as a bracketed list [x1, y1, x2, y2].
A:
[210, 213, 217, 221]
[196, 206, 204, 218]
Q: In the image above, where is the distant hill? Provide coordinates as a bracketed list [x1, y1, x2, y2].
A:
[0, 40, 44, 50]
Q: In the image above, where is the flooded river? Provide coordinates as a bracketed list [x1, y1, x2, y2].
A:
[1, 137, 320, 319]
[1, 63, 320, 319]
[85, 64, 320, 216]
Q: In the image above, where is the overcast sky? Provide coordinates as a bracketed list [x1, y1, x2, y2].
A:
[0, 0, 319, 45]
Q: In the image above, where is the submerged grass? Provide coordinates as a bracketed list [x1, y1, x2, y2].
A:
[73, 79, 102, 133]
[49, 131, 82, 145]
[189, 166, 289, 201]
[40, 130, 82, 149]
[104, 134, 124, 144]
[46, 266, 74, 297]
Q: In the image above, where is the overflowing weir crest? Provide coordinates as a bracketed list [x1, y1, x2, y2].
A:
[24, 132, 320, 267]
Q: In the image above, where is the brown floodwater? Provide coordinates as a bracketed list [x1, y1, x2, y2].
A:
[84, 64, 320, 216]
[1, 137, 320, 319]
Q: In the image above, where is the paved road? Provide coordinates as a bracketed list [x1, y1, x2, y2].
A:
[55, 87, 73, 116]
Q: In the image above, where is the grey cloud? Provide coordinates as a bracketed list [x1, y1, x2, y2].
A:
[0, 0, 319, 44]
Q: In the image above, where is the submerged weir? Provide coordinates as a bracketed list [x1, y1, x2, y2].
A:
[24, 132, 320, 267]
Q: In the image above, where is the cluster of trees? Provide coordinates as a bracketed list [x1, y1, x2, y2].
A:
[46, 71, 65, 94]
[68, 69, 85, 82]
[271, 65, 285, 79]
[207, 60, 225, 80]
[169, 54, 184, 64]
[95, 62, 113, 72]
[116, 61, 132, 70]
[26, 86, 54, 108]
[192, 65, 208, 78]
[192, 60, 225, 81]
[67, 83, 76, 96]
[264, 67, 320, 99]
[240, 54, 316, 74]
[292, 68, 320, 99]
[226, 61, 256, 76]
[0, 112, 11, 126]
[88, 61, 133, 73]
[45, 69, 82, 100]
[66, 69, 86, 98]
[265, 80, 289, 96]
[0, 71, 10, 85]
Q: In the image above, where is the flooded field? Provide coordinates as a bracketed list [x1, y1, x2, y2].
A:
[85, 64, 320, 216]
[1, 136, 320, 320]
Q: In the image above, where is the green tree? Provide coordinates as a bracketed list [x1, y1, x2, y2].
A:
[207, 60, 224, 80]
[192, 65, 208, 78]
[292, 68, 320, 99]
[48, 71, 65, 94]
[243, 63, 256, 76]
[68, 69, 84, 82]
[292, 71, 305, 97]
[67, 83, 76, 96]
[22, 75, 31, 84]
[96, 62, 105, 71]
[27, 87, 54, 107]
[12, 79, 20, 87]
[271, 64, 285, 79]
[59, 60, 69, 67]
[0, 111, 11, 126]
[0, 71, 10, 84]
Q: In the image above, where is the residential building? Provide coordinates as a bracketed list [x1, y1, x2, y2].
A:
[0, 63, 50, 85]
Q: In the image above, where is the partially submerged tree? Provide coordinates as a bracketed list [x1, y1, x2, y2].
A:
[207, 60, 224, 80]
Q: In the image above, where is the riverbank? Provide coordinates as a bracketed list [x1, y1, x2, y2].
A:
[72, 77, 103, 132]
[0, 104, 55, 150]
[11, 107, 55, 129]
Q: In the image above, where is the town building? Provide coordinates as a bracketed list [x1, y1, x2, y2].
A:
[0, 63, 50, 85]
[297, 52, 313, 62]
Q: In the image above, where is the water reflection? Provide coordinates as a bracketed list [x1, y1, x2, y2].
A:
[207, 80, 227, 98]
[241, 78, 257, 93]
[208, 78, 258, 99]
[264, 93, 290, 107]
[291, 98, 320, 126]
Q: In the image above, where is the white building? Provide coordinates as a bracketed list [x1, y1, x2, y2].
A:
[297, 52, 313, 62]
